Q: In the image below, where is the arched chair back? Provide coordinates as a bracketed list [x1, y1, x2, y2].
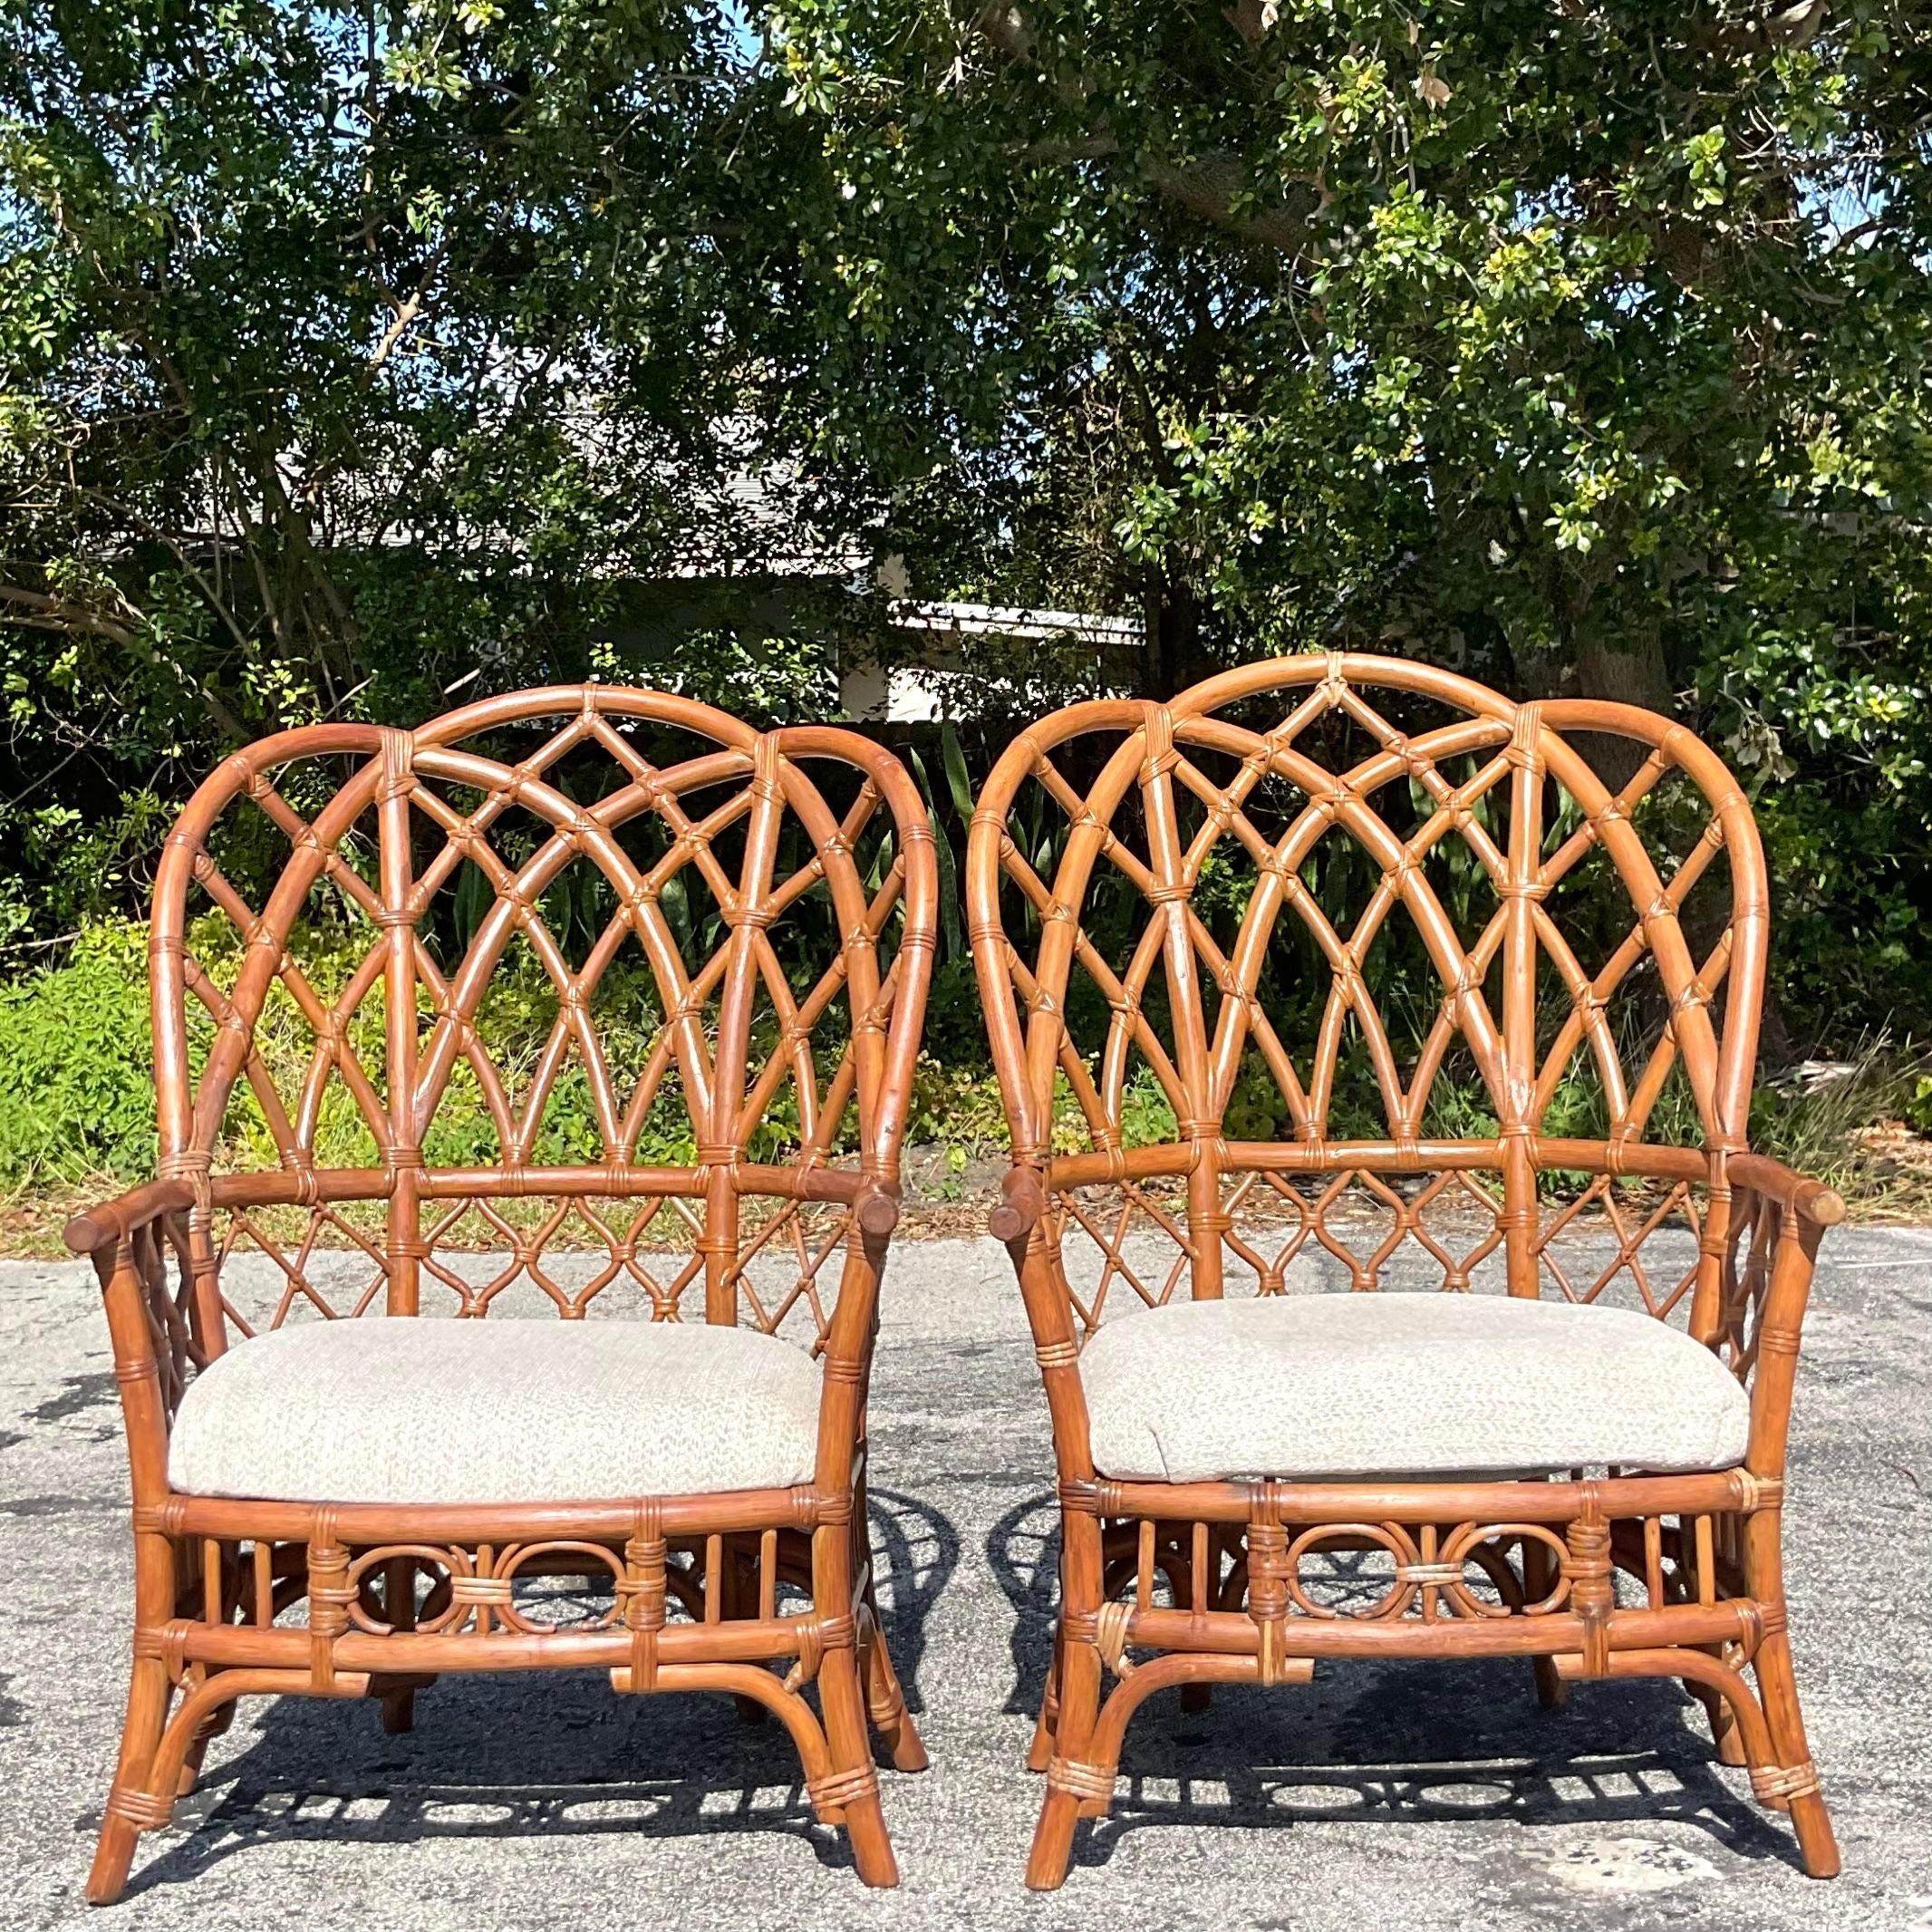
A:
[968, 653, 1767, 1337]
[143, 686, 934, 1354]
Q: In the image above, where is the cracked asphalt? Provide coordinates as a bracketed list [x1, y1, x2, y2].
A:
[2, 1224, 1929, 1931]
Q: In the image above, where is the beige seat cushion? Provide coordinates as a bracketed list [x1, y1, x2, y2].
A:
[169, 1318, 822, 1504]
[1080, 1292, 1751, 1483]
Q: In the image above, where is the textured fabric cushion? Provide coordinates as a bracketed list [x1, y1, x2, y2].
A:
[169, 1318, 822, 1504]
[1081, 1292, 1751, 1483]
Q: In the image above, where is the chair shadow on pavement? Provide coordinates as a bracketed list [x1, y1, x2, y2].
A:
[985, 1490, 1805, 1879]
[116, 1489, 959, 1899]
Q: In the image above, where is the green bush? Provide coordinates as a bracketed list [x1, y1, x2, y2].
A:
[0, 923, 155, 1183]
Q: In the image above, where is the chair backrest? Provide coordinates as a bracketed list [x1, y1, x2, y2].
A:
[152, 686, 935, 1339]
[967, 653, 1768, 1322]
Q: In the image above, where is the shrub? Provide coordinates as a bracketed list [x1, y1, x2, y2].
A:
[0, 923, 155, 1183]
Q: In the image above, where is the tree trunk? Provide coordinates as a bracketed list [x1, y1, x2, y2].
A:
[1572, 608, 1675, 790]
[1144, 571, 1207, 700]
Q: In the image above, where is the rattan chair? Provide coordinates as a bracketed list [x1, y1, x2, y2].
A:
[66, 686, 936, 1902]
[967, 654, 1841, 1887]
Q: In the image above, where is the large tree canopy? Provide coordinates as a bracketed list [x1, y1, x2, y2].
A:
[3, 0, 1930, 1040]
[753, 0, 1932, 1029]
[0, 0, 851, 930]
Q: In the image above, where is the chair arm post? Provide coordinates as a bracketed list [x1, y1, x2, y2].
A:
[92, 1239, 177, 1509]
[1744, 1205, 1831, 1476]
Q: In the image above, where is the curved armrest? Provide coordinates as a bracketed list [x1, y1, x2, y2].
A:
[64, 1179, 198, 1257]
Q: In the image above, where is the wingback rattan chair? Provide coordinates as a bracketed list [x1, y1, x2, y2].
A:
[967, 654, 1840, 1886]
[66, 686, 935, 1901]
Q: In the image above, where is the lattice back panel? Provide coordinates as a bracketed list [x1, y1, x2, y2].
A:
[150, 688, 934, 1336]
[968, 655, 1771, 1328]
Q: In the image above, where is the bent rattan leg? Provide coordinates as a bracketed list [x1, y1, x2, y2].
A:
[814, 1647, 900, 1885]
[803, 1507, 902, 1888]
[1027, 1630, 1102, 1889]
[1751, 1631, 1840, 1877]
[92, 1668, 360, 1905]
[1027, 1492, 1111, 1889]
[1744, 1511, 1840, 1877]
[1560, 1639, 1834, 1874]
[1084, 1653, 1264, 1802]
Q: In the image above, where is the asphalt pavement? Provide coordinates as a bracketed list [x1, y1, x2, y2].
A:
[2, 1224, 1928, 1931]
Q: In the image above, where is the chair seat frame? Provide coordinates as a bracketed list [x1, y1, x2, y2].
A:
[968, 655, 1842, 1887]
[68, 687, 937, 1901]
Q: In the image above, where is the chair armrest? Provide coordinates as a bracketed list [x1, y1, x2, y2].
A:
[989, 1166, 1048, 1244]
[1725, 1153, 1847, 1232]
[63, 1179, 198, 1256]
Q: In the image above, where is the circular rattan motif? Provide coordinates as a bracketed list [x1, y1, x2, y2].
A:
[490, 1541, 628, 1633]
[1437, 1522, 1572, 1618]
[343, 1544, 475, 1635]
[1282, 1521, 1423, 1621]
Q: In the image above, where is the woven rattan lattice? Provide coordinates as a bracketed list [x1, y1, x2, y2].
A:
[66, 685, 936, 1900]
[967, 653, 1841, 1886]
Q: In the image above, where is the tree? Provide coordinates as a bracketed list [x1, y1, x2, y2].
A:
[0, 0, 845, 934]
[757, 0, 1932, 1030]
[3, 0, 1930, 1041]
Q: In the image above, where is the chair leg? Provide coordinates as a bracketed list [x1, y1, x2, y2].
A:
[1175, 1529, 1212, 1714]
[1751, 1630, 1840, 1877]
[379, 1555, 418, 1734]
[1736, 1507, 1839, 1877]
[720, 1540, 767, 1727]
[815, 1647, 900, 1887]
[1521, 1537, 1569, 1709]
[87, 1655, 176, 1905]
[1026, 1629, 1102, 1889]
[1026, 1628, 1062, 1773]
[859, 1578, 928, 1773]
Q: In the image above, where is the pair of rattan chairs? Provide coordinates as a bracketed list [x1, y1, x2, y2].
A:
[67, 658, 1840, 1903]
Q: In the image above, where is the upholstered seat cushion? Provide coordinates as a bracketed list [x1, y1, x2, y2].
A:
[1080, 1292, 1751, 1483]
[168, 1318, 822, 1504]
